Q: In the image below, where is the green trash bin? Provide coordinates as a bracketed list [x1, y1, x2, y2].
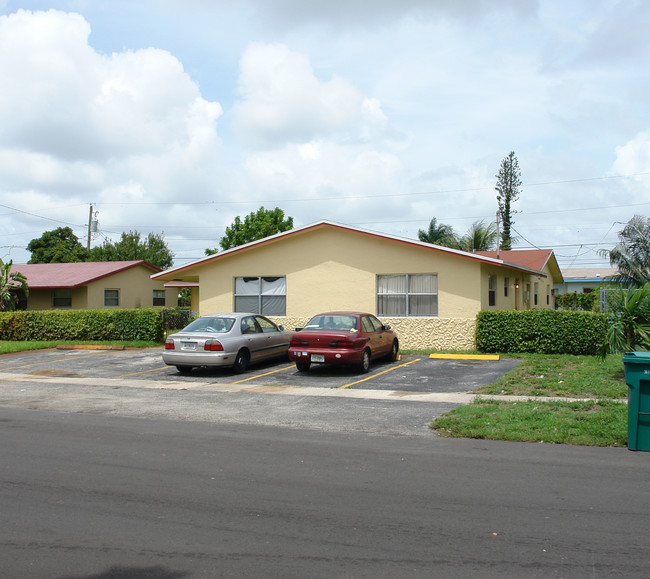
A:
[622, 351, 650, 451]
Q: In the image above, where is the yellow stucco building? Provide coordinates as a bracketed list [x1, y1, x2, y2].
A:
[11, 261, 177, 310]
[153, 222, 563, 350]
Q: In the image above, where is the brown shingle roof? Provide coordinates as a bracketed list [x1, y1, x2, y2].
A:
[10, 261, 160, 289]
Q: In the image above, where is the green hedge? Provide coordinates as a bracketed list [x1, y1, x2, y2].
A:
[476, 309, 607, 355]
[0, 309, 163, 342]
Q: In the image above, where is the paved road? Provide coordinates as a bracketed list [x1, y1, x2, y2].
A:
[1, 407, 649, 578]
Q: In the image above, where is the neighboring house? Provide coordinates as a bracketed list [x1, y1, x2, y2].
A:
[554, 268, 618, 295]
[152, 221, 563, 349]
[10, 261, 178, 310]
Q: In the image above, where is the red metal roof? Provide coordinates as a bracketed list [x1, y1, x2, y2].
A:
[476, 249, 554, 272]
[10, 261, 161, 289]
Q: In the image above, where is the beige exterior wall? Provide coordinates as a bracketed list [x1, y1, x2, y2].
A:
[25, 266, 176, 310]
[26, 287, 88, 310]
[193, 227, 484, 320]
[480, 264, 556, 311]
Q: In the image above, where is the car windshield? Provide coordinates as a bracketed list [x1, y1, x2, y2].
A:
[182, 317, 235, 333]
[304, 315, 358, 331]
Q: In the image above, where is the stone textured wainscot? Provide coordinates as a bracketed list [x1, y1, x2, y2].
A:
[272, 317, 476, 351]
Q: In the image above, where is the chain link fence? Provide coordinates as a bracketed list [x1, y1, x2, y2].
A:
[161, 308, 197, 335]
[599, 288, 618, 314]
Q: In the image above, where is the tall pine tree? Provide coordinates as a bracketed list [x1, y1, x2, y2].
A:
[495, 151, 522, 251]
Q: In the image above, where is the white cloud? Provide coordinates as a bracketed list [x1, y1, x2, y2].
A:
[231, 43, 391, 149]
[610, 131, 650, 197]
[612, 131, 650, 175]
[0, 9, 222, 166]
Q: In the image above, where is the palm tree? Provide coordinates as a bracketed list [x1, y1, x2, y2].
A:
[600, 215, 650, 287]
[0, 258, 29, 311]
[599, 282, 650, 358]
[418, 218, 459, 248]
[458, 220, 498, 252]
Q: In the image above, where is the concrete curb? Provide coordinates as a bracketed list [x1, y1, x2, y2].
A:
[55, 345, 126, 351]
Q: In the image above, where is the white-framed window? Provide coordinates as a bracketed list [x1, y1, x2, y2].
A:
[153, 290, 165, 307]
[377, 274, 438, 317]
[488, 275, 496, 307]
[53, 289, 72, 307]
[534, 282, 539, 306]
[504, 277, 509, 298]
[234, 276, 286, 315]
[104, 289, 119, 307]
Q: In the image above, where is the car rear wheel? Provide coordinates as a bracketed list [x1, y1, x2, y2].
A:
[358, 349, 371, 374]
[176, 365, 192, 374]
[388, 339, 399, 362]
[232, 349, 249, 374]
[296, 361, 311, 372]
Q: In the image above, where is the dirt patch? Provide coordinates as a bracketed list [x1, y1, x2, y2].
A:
[30, 369, 83, 378]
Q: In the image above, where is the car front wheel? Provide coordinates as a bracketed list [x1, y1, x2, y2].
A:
[176, 365, 192, 374]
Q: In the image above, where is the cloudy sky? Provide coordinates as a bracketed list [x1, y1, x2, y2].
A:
[1, 0, 649, 269]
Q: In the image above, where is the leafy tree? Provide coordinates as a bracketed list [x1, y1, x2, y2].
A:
[495, 151, 522, 251]
[599, 282, 650, 358]
[27, 227, 89, 263]
[89, 231, 174, 269]
[417, 217, 459, 248]
[458, 220, 498, 252]
[206, 207, 294, 254]
[0, 258, 29, 311]
[600, 215, 650, 287]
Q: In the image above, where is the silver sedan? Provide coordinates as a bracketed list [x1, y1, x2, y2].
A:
[163, 313, 292, 373]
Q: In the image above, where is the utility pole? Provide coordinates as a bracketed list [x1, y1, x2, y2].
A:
[87, 204, 98, 250]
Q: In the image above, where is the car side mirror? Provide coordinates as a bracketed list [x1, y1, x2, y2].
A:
[295, 327, 303, 331]
[278, 325, 284, 331]
[383, 324, 391, 330]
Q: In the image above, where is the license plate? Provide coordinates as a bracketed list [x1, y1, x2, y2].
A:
[311, 354, 325, 363]
[181, 342, 196, 350]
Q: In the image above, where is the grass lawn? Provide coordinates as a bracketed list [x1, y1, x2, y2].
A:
[0, 340, 161, 354]
[473, 353, 627, 399]
[431, 353, 631, 447]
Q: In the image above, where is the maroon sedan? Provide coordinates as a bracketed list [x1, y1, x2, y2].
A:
[288, 312, 399, 373]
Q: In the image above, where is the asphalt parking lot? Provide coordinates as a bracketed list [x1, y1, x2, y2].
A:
[0, 347, 521, 436]
[0, 347, 521, 393]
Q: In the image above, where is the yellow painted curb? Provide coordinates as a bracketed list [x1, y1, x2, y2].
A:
[429, 353, 500, 361]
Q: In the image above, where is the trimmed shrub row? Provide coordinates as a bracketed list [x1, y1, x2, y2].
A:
[0, 309, 163, 342]
[476, 309, 607, 355]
